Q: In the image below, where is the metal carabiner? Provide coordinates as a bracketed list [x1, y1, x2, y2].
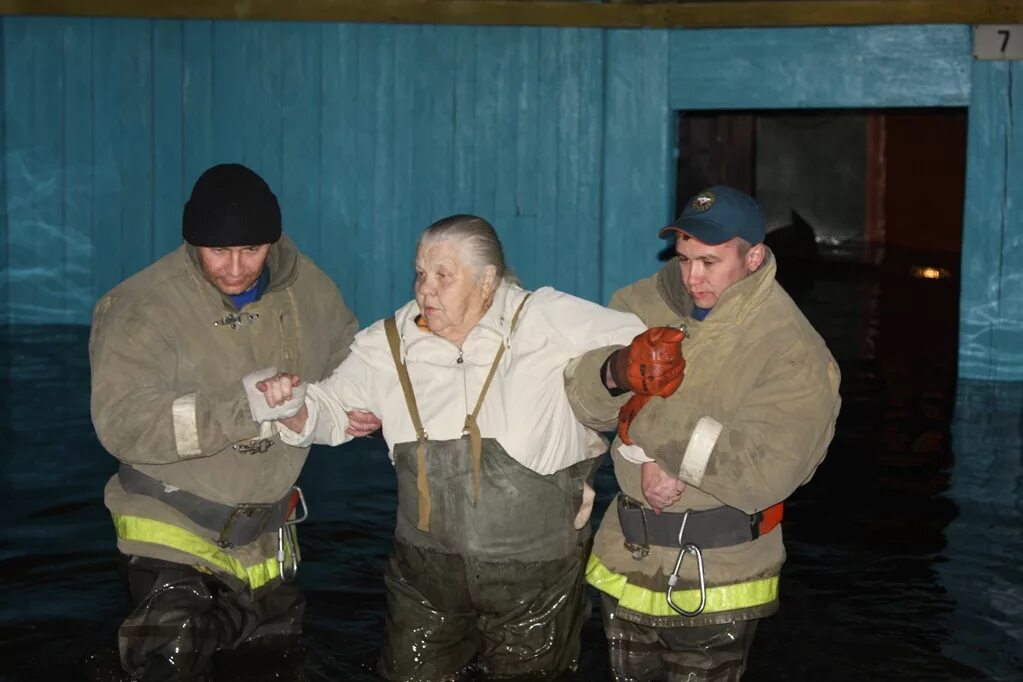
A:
[277, 486, 308, 582]
[666, 511, 707, 617]
[277, 525, 299, 583]
[285, 486, 309, 526]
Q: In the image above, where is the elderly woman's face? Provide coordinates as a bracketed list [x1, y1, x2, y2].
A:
[415, 241, 493, 345]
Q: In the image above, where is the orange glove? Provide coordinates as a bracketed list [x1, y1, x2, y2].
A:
[610, 327, 686, 397]
[618, 393, 652, 445]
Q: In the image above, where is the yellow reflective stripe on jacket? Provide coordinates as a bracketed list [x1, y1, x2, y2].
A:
[586, 554, 779, 617]
[112, 514, 283, 590]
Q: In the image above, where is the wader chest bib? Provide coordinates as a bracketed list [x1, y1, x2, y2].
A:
[383, 296, 595, 560]
[378, 298, 598, 679]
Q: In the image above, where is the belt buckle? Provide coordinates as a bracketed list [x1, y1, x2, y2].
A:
[619, 495, 651, 560]
[217, 502, 273, 548]
[624, 539, 650, 561]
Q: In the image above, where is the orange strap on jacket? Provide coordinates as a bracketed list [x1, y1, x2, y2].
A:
[757, 502, 784, 538]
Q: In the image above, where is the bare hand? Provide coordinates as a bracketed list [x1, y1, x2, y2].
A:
[346, 409, 381, 437]
[641, 460, 685, 514]
[278, 404, 309, 434]
[256, 373, 302, 407]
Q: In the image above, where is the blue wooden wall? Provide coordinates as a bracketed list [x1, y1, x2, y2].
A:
[959, 61, 1023, 382]
[0, 19, 1019, 380]
[1, 18, 669, 327]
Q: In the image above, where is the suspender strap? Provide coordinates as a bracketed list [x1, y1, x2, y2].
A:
[384, 317, 431, 532]
[383, 293, 532, 532]
[462, 294, 531, 503]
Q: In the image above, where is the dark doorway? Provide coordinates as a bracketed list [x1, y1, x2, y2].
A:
[672, 109, 985, 680]
[675, 108, 967, 373]
[675, 108, 968, 268]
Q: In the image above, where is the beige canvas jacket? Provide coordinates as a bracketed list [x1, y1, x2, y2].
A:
[90, 236, 356, 592]
[566, 250, 841, 626]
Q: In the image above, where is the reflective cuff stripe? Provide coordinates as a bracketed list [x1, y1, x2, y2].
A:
[111, 514, 293, 590]
[679, 416, 723, 486]
[171, 393, 202, 456]
[585, 553, 778, 617]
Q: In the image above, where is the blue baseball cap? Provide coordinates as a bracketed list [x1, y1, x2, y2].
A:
[659, 185, 766, 245]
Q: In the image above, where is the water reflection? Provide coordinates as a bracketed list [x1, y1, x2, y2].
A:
[942, 380, 1023, 678]
[0, 250, 1021, 681]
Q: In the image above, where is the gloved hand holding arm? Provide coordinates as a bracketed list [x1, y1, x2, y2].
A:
[610, 327, 686, 445]
[604, 327, 686, 396]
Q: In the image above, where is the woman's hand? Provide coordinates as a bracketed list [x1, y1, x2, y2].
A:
[641, 460, 686, 514]
[346, 409, 382, 437]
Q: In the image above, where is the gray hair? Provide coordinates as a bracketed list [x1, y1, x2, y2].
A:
[418, 214, 509, 283]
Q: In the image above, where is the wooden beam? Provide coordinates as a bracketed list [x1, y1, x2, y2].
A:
[0, 0, 1021, 29]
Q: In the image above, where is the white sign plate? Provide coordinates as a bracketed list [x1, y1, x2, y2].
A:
[974, 25, 1023, 60]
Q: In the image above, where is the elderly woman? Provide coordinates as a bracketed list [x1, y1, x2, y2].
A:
[251, 214, 684, 681]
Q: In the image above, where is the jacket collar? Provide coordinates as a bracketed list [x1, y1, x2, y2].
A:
[183, 234, 301, 306]
[655, 247, 778, 326]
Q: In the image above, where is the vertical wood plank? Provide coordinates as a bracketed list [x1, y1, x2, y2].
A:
[115, 20, 155, 277]
[452, 24, 477, 214]
[489, 26, 518, 279]
[251, 21, 284, 189]
[573, 28, 604, 303]
[318, 22, 358, 311]
[352, 24, 396, 322]
[388, 22, 418, 306]
[992, 62, 1023, 380]
[89, 19, 125, 297]
[5, 18, 64, 320]
[414, 24, 456, 232]
[510, 26, 539, 285]
[958, 60, 1009, 382]
[151, 20, 184, 258]
[62, 18, 95, 318]
[601, 28, 674, 303]
[471, 26, 500, 227]
[533, 27, 559, 291]
[211, 20, 245, 164]
[280, 21, 322, 260]
[0, 18, 6, 322]
[182, 20, 214, 190]
[551, 28, 582, 296]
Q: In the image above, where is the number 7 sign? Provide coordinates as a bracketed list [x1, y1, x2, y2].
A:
[974, 25, 1023, 60]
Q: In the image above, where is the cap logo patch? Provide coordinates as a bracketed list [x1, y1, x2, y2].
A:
[691, 191, 715, 212]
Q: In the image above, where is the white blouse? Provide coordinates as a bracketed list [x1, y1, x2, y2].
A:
[279, 282, 646, 475]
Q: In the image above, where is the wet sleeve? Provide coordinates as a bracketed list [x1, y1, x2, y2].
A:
[629, 343, 842, 513]
[89, 296, 260, 465]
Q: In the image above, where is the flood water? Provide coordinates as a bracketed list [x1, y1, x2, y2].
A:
[1, 249, 1021, 681]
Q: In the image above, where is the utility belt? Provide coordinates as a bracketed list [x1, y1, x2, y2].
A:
[617, 494, 784, 618]
[118, 464, 307, 550]
[618, 494, 783, 556]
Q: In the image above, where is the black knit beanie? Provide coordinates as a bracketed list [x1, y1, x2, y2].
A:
[182, 163, 282, 247]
